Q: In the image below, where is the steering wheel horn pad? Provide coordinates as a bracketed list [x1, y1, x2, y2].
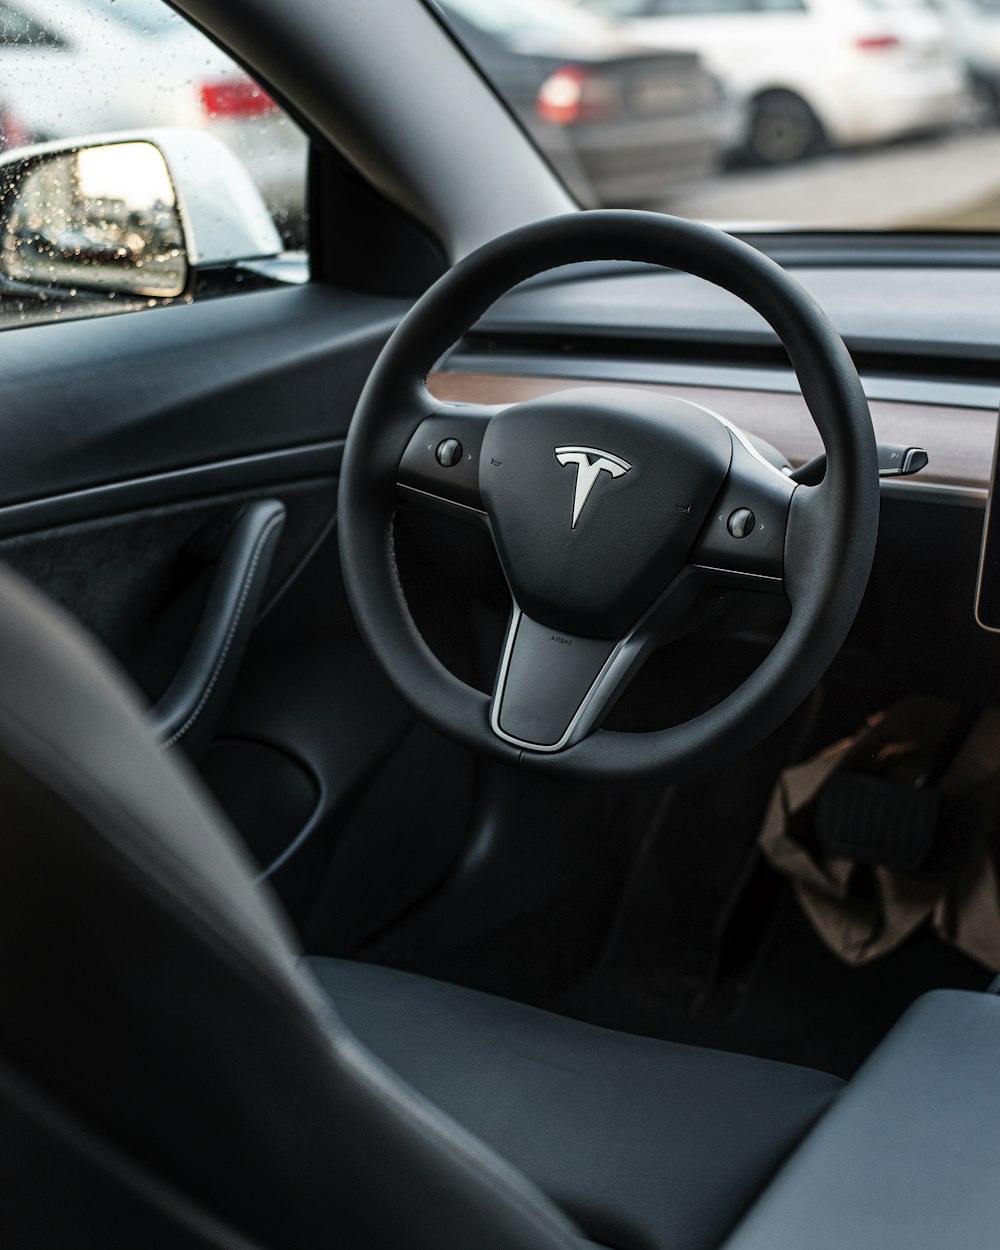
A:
[480, 387, 733, 639]
[339, 211, 879, 783]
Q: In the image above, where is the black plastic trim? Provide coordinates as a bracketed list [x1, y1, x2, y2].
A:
[464, 262, 1000, 375]
[0, 442, 343, 540]
[0, 283, 405, 516]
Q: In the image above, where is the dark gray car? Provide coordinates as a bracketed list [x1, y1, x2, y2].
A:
[436, 0, 738, 205]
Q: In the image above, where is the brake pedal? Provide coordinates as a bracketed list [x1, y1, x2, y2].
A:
[815, 773, 940, 873]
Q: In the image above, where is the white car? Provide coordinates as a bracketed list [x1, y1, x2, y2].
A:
[934, 0, 1000, 119]
[0, 0, 307, 240]
[577, 0, 971, 164]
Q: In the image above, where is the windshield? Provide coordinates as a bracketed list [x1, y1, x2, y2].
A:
[865, 1, 936, 10]
[445, 0, 608, 39]
[88, 0, 179, 33]
[433, 0, 1000, 232]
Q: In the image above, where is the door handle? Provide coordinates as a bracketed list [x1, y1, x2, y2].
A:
[153, 498, 285, 758]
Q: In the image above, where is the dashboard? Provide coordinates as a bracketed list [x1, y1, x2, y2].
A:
[421, 258, 1000, 707]
[430, 369, 994, 499]
[431, 260, 1000, 504]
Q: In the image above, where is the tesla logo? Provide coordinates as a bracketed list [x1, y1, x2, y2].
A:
[555, 446, 632, 528]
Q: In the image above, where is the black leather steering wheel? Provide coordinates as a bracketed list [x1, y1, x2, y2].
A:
[339, 211, 879, 783]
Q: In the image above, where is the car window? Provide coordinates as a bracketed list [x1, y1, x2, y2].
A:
[864, 1, 936, 9]
[0, 2, 63, 47]
[87, 0, 181, 32]
[435, 0, 992, 234]
[755, 0, 805, 11]
[653, 1, 754, 14]
[0, 0, 309, 331]
[580, 0, 651, 15]
[446, 0, 609, 39]
[864, 0, 936, 10]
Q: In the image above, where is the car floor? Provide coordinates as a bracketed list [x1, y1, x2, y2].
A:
[548, 880, 990, 1079]
[543, 684, 995, 1079]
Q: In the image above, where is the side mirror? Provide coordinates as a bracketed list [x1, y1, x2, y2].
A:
[0, 129, 283, 301]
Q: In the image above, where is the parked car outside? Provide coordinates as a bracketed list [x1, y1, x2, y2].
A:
[0, 0, 307, 241]
[934, 0, 1000, 119]
[576, 0, 971, 165]
[435, 0, 741, 206]
[0, 92, 29, 153]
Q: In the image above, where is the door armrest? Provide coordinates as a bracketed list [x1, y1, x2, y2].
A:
[153, 498, 285, 760]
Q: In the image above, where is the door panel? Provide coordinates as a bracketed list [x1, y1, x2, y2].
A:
[0, 285, 407, 513]
[0, 284, 421, 926]
[0, 468, 413, 886]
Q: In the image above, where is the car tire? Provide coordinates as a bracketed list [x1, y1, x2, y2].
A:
[970, 73, 1000, 126]
[747, 91, 824, 166]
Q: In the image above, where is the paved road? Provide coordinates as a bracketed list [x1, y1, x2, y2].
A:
[666, 129, 1000, 231]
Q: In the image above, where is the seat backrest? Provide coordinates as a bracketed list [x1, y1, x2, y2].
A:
[0, 565, 580, 1250]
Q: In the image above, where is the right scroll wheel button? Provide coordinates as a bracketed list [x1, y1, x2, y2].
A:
[727, 508, 756, 540]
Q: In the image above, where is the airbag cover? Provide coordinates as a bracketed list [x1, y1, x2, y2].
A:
[480, 388, 733, 638]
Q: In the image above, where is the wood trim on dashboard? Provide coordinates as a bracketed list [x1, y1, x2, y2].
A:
[428, 371, 997, 491]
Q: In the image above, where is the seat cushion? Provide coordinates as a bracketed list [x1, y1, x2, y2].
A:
[304, 957, 843, 1250]
[722, 990, 1000, 1250]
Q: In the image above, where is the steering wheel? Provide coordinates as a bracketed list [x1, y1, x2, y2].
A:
[339, 212, 879, 783]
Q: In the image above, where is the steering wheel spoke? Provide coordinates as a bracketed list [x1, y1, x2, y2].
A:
[491, 569, 717, 752]
[491, 608, 627, 752]
[397, 403, 497, 519]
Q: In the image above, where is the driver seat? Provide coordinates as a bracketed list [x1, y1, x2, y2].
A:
[0, 564, 840, 1250]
